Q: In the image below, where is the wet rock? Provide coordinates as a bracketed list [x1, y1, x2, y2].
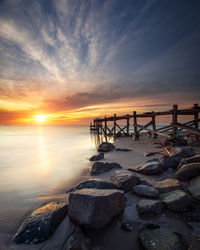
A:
[139, 227, 188, 250]
[174, 163, 200, 181]
[136, 199, 164, 217]
[63, 227, 92, 250]
[13, 202, 68, 244]
[154, 179, 182, 193]
[97, 142, 115, 152]
[68, 188, 124, 228]
[163, 190, 191, 211]
[115, 148, 132, 152]
[188, 175, 200, 200]
[173, 147, 195, 158]
[111, 170, 140, 192]
[89, 152, 104, 161]
[139, 177, 153, 186]
[90, 161, 122, 176]
[185, 154, 200, 164]
[66, 179, 117, 193]
[159, 155, 181, 170]
[133, 160, 163, 175]
[132, 185, 159, 199]
[144, 152, 155, 157]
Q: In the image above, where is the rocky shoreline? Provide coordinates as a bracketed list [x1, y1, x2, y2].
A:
[10, 140, 200, 249]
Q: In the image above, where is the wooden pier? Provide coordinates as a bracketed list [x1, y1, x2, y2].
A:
[90, 104, 200, 141]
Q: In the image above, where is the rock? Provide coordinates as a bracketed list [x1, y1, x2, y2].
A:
[66, 179, 117, 193]
[154, 179, 182, 193]
[115, 148, 132, 152]
[159, 155, 181, 170]
[89, 152, 104, 161]
[111, 170, 140, 192]
[183, 203, 200, 222]
[133, 160, 163, 175]
[68, 188, 124, 228]
[132, 185, 159, 199]
[139, 177, 153, 186]
[63, 227, 92, 250]
[163, 190, 191, 211]
[13, 202, 68, 244]
[97, 142, 115, 152]
[174, 163, 200, 181]
[144, 152, 155, 157]
[136, 199, 164, 217]
[90, 161, 122, 176]
[188, 175, 200, 200]
[139, 227, 188, 250]
[173, 147, 195, 158]
[185, 154, 200, 164]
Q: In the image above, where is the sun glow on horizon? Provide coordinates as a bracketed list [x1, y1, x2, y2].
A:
[34, 115, 46, 123]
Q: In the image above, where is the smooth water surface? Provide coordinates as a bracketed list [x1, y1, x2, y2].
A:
[0, 125, 96, 233]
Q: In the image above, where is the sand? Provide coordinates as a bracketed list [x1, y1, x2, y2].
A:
[1, 136, 200, 249]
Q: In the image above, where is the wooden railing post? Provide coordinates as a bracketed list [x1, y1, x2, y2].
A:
[172, 104, 178, 135]
[104, 116, 107, 137]
[127, 114, 130, 135]
[133, 111, 138, 140]
[114, 114, 117, 136]
[152, 111, 157, 138]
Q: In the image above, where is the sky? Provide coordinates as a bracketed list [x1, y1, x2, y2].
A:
[0, 0, 200, 124]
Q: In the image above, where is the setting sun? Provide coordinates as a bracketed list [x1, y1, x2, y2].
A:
[34, 115, 46, 123]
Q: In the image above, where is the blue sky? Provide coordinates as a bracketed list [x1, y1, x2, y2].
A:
[0, 0, 200, 123]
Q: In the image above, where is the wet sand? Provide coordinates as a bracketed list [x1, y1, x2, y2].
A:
[1, 136, 200, 249]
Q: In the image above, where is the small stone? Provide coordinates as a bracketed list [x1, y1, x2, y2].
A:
[154, 179, 182, 193]
[111, 170, 140, 192]
[174, 163, 200, 181]
[133, 185, 159, 199]
[89, 152, 104, 161]
[136, 199, 164, 217]
[133, 160, 163, 175]
[188, 175, 200, 200]
[139, 227, 188, 250]
[90, 161, 122, 176]
[97, 142, 115, 152]
[163, 190, 191, 211]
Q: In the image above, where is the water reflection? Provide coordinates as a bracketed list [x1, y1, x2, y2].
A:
[90, 132, 115, 150]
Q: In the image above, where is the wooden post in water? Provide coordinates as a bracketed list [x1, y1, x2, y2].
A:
[172, 104, 178, 135]
[114, 113, 117, 136]
[127, 114, 130, 135]
[104, 116, 107, 137]
[152, 111, 157, 138]
[133, 111, 138, 140]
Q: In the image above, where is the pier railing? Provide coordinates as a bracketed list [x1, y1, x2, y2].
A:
[90, 104, 200, 140]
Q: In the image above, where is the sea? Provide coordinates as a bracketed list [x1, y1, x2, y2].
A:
[0, 125, 99, 242]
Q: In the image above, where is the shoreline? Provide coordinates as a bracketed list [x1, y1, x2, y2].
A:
[1, 136, 200, 249]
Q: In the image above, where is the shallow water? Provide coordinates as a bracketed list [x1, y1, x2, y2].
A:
[0, 125, 97, 234]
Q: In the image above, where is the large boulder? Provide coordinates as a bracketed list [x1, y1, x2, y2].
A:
[154, 179, 182, 193]
[13, 202, 68, 244]
[97, 142, 115, 152]
[89, 152, 104, 161]
[174, 163, 200, 181]
[63, 227, 92, 250]
[136, 199, 164, 217]
[68, 188, 124, 228]
[66, 179, 117, 193]
[163, 190, 191, 211]
[90, 161, 122, 176]
[159, 156, 181, 170]
[111, 170, 140, 192]
[188, 175, 200, 200]
[139, 227, 188, 250]
[133, 159, 163, 175]
[185, 154, 200, 164]
[173, 147, 195, 158]
[132, 185, 159, 199]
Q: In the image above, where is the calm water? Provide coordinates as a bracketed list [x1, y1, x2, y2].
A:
[0, 125, 97, 234]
